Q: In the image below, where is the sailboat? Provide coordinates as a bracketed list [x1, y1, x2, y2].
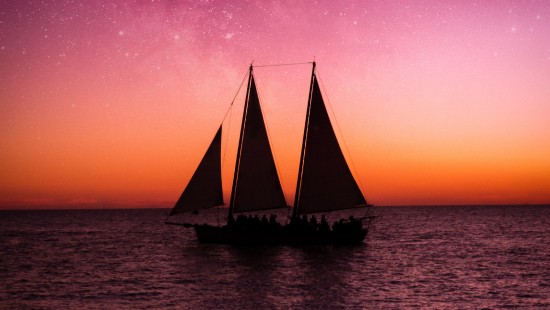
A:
[166, 62, 373, 245]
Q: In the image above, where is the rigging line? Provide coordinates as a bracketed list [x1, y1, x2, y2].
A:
[221, 104, 233, 175]
[220, 68, 250, 123]
[221, 68, 249, 182]
[316, 69, 368, 200]
[253, 61, 314, 68]
[254, 74, 289, 205]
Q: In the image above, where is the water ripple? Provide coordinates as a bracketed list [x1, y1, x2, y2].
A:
[1, 206, 549, 308]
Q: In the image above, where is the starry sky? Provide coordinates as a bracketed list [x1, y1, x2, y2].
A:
[1, 0, 550, 209]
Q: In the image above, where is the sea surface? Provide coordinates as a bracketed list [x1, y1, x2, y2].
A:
[1, 206, 549, 309]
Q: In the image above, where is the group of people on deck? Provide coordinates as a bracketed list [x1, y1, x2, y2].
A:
[227, 214, 280, 232]
[227, 213, 363, 234]
[290, 215, 363, 234]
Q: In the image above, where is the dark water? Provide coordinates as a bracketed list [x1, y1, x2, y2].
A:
[1, 206, 549, 309]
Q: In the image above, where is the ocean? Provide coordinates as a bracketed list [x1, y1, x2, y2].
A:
[1, 206, 549, 308]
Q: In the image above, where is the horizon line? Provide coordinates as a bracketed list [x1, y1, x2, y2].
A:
[1, 203, 549, 212]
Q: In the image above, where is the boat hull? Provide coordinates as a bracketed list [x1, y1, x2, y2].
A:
[194, 224, 368, 246]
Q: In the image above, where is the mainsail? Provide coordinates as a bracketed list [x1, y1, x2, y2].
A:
[230, 73, 287, 213]
[294, 70, 367, 215]
[170, 126, 224, 216]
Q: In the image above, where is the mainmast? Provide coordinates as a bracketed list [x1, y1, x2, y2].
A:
[292, 61, 316, 219]
[228, 64, 253, 222]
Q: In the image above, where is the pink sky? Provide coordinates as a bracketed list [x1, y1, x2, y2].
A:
[1, 0, 549, 209]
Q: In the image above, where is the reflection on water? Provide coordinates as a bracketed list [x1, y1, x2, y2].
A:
[1, 206, 549, 308]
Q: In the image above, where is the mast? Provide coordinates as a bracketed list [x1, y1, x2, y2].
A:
[228, 64, 253, 222]
[293, 61, 316, 219]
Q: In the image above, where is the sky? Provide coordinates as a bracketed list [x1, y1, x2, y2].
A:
[1, 0, 550, 209]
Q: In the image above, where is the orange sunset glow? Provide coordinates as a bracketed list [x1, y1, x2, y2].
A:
[1, 1, 550, 209]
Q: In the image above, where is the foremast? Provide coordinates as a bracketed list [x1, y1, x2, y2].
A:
[228, 64, 253, 222]
[293, 61, 316, 219]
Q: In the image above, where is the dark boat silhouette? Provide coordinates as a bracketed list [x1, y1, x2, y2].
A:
[166, 62, 373, 245]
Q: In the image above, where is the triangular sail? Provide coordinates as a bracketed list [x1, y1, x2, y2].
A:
[170, 126, 224, 216]
[232, 74, 287, 212]
[296, 74, 367, 214]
